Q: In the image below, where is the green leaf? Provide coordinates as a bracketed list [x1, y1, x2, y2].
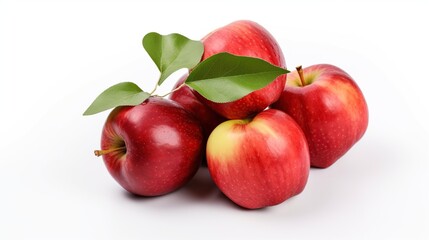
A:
[143, 32, 203, 85]
[185, 52, 289, 103]
[83, 82, 150, 116]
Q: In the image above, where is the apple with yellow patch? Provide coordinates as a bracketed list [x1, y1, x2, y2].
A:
[206, 109, 310, 209]
[271, 64, 368, 168]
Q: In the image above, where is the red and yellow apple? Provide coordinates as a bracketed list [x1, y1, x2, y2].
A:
[271, 64, 368, 168]
[206, 109, 310, 209]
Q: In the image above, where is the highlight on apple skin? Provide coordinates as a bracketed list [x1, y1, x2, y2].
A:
[271, 64, 369, 168]
[97, 97, 204, 196]
[206, 109, 310, 209]
[197, 20, 287, 119]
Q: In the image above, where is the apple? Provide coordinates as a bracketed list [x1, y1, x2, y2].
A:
[206, 109, 310, 209]
[95, 97, 203, 196]
[170, 74, 226, 165]
[271, 64, 369, 168]
[198, 20, 286, 119]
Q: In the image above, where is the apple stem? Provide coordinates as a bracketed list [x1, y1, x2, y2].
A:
[94, 146, 126, 157]
[296, 65, 305, 86]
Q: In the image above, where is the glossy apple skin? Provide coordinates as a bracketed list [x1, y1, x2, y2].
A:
[206, 109, 310, 209]
[199, 20, 286, 119]
[100, 97, 203, 196]
[271, 64, 369, 168]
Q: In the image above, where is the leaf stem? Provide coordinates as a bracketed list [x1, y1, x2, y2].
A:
[156, 82, 187, 98]
[149, 83, 158, 95]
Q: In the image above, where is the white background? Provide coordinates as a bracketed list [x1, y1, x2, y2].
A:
[1, 0, 428, 239]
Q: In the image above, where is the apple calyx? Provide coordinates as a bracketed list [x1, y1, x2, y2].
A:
[94, 146, 126, 157]
[296, 65, 306, 87]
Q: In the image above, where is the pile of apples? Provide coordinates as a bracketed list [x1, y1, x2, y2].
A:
[88, 20, 368, 209]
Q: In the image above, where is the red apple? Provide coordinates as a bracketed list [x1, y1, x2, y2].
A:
[95, 97, 203, 196]
[198, 20, 286, 119]
[271, 64, 369, 168]
[206, 109, 310, 209]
